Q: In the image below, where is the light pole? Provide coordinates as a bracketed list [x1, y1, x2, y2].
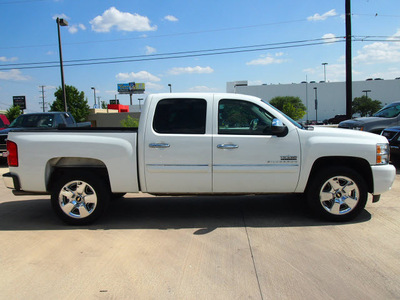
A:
[138, 98, 143, 112]
[314, 87, 318, 124]
[301, 78, 309, 124]
[322, 62, 328, 82]
[362, 89, 371, 98]
[56, 17, 68, 112]
[168, 84, 172, 93]
[91, 87, 96, 108]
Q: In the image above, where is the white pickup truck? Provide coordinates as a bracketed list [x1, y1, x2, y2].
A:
[2, 93, 396, 224]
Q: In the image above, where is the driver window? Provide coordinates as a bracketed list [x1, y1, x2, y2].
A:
[218, 99, 274, 135]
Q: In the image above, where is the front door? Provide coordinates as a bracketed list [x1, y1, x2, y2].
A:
[213, 97, 301, 193]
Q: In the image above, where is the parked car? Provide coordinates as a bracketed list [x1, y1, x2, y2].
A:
[381, 126, 400, 156]
[339, 101, 400, 133]
[0, 112, 90, 155]
[326, 114, 348, 125]
[0, 114, 10, 130]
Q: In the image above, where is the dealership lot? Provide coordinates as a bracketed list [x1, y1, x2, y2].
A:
[0, 159, 399, 299]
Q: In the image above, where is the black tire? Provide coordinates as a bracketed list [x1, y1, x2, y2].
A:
[306, 166, 368, 222]
[111, 193, 126, 200]
[51, 170, 110, 225]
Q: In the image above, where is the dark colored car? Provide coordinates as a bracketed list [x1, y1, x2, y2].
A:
[0, 112, 90, 155]
[381, 126, 400, 156]
[339, 101, 400, 134]
[327, 114, 348, 124]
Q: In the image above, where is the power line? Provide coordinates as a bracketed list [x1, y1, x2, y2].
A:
[0, 37, 345, 71]
[1, 35, 397, 72]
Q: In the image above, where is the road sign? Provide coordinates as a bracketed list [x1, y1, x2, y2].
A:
[13, 96, 26, 110]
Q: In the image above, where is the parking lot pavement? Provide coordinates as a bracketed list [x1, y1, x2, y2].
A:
[0, 160, 400, 299]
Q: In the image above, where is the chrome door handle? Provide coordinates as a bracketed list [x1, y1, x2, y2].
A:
[217, 144, 239, 149]
[149, 143, 170, 148]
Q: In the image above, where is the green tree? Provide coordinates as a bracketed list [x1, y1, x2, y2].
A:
[5, 105, 22, 123]
[121, 115, 139, 127]
[269, 96, 306, 120]
[352, 96, 382, 117]
[50, 85, 90, 122]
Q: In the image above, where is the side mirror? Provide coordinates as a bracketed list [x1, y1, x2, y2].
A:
[271, 118, 288, 137]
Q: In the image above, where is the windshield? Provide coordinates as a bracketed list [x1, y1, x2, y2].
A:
[373, 103, 400, 118]
[9, 114, 55, 128]
[261, 100, 304, 129]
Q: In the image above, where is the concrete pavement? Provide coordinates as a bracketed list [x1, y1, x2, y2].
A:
[0, 159, 399, 299]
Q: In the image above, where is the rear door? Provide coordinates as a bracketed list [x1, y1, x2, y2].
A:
[143, 96, 213, 193]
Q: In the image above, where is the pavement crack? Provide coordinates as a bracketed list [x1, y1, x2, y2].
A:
[242, 211, 264, 300]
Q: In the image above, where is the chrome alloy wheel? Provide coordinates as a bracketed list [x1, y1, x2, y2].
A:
[58, 180, 98, 219]
[319, 175, 360, 215]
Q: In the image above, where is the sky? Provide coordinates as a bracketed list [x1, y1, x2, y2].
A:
[0, 0, 399, 112]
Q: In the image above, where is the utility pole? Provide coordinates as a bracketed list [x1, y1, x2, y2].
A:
[345, 0, 352, 119]
[39, 85, 46, 112]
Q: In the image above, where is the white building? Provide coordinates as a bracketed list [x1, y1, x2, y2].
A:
[227, 79, 400, 122]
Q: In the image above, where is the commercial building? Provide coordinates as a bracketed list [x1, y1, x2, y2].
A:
[227, 78, 400, 122]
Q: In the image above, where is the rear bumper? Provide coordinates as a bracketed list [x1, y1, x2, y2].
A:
[371, 164, 396, 195]
[3, 172, 20, 190]
[3, 172, 50, 196]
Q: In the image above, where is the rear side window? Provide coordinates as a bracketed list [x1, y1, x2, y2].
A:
[64, 113, 75, 126]
[153, 98, 207, 134]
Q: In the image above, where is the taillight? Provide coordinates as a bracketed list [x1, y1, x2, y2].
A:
[6, 140, 18, 167]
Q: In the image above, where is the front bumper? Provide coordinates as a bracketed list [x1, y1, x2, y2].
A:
[371, 164, 396, 195]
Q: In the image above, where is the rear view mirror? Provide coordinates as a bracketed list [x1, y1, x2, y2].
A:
[271, 118, 288, 137]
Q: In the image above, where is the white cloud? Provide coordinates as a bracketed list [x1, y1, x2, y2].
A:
[68, 24, 86, 34]
[353, 34, 400, 65]
[187, 86, 218, 92]
[52, 14, 70, 20]
[0, 56, 18, 62]
[322, 33, 340, 44]
[90, 7, 157, 32]
[246, 53, 287, 66]
[116, 71, 161, 82]
[145, 82, 164, 91]
[0, 69, 30, 81]
[164, 15, 178, 22]
[307, 9, 337, 21]
[145, 46, 156, 55]
[168, 66, 214, 75]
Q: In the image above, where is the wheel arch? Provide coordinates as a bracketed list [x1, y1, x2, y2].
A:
[306, 156, 373, 194]
[45, 157, 111, 192]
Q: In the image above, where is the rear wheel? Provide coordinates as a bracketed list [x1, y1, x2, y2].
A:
[51, 171, 110, 225]
[306, 166, 368, 221]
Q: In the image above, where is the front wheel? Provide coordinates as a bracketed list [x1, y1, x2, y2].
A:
[51, 171, 110, 225]
[306, 167, 368, 222]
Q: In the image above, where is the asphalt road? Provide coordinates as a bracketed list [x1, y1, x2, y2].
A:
[0, 158, 399, 299]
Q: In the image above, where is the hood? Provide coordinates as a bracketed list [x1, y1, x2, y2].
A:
[309, 126, 388, 143]
[338, 116, 386, 129]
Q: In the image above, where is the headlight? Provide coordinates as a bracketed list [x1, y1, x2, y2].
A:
[376, 143, 390, 164]
[354, 126, 364, 131]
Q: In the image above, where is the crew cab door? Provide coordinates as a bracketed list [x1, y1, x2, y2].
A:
[143, 96, 212, 193]
[212, 96, 301, 193]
